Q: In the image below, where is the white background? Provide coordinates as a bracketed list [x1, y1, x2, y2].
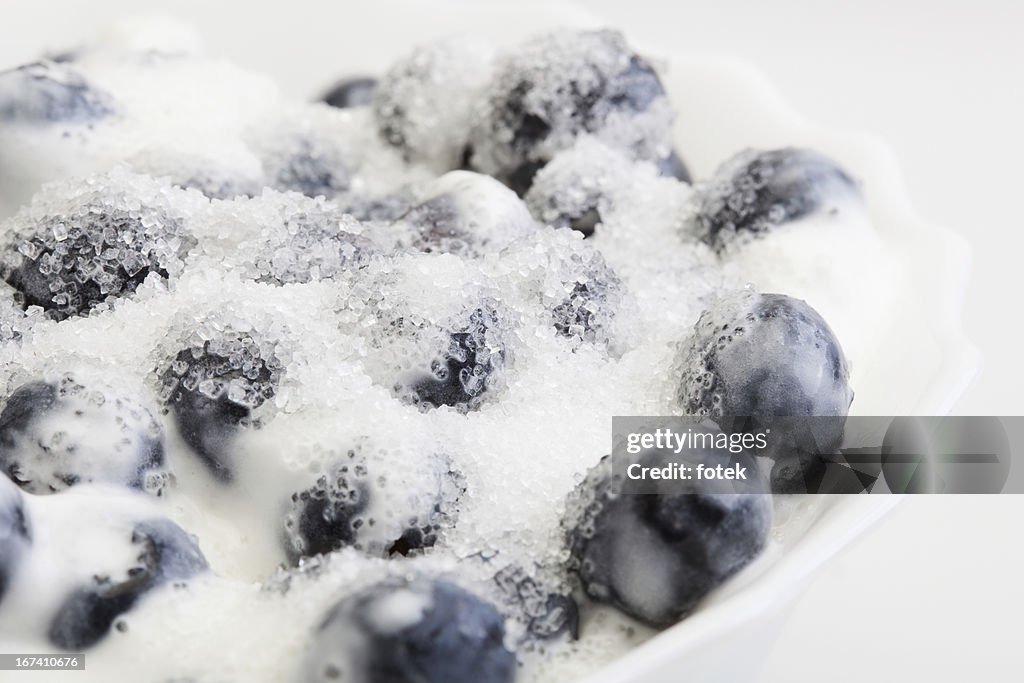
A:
[2, 1, 1022, 681]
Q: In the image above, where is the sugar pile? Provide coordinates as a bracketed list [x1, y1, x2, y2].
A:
[0, 19, 900, 683]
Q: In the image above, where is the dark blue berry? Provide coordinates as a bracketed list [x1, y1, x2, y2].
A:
[677, 292, 853, 492]
[399, 307, 506, 411]
[307, 578, 515, 683]
[159, 334, 279, 483]
[0, 62, 112, 124]
[687, 148, 859, 250]
[657, 150, 691, 183]
[321, 77, 378, 109]
[283, 450, 463, 564]
[0, 378, 166, 495]
[493, 564, 578, 641]
[470, 30, 672, 194]
[48, 517, 207, 650]
[566, 432, 771, 626]
[0, 207, 192, 322]
[0, 474, 31, 605]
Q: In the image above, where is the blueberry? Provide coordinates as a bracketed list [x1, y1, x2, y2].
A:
[283, 448, 463, 564]
[469, 30, 674, 195]
[493, 564, 578, 641]
[158, 332, 280, 482]
[0, 377, 167, 495]
[0, 197, 195, 322]
[0, 62, 112, 124]
[321, 77, 378, 109]
[283, 454, 369, 564]
[271, 138, 350, 199]
[394, 171, 536, 257]
[657, 150, 691, 183]
[306, 578, 515, 683]
[565, 432, 771, 626]
[49, 517, 207, 650]
[243, 195, 376, 285]
[676, 292, 853, 492]
[686, 148, 860, 251]
[0, 474, 31, 605]
[396, 306, 507, 411]
[373, 39, 494, 169]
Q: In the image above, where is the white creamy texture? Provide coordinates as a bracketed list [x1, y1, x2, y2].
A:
[0, 20, 902, 683]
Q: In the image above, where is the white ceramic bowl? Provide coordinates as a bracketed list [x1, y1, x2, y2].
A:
[1, 1, 980, 681]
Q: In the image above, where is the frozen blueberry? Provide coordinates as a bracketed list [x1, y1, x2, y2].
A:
[676, 292, 853, 492]
[283, 453, 369, 564]
[393, 171, 536, 257]
[158, 332, 280, 482]
[550, 262, 627, 351]
[0, 176, 196, 322]
[0, 474, 31, 605]
[469, 30, 674, 195]
[240, 194, 376, 285]
[269, 137, 350, 199]
[686, 148, 860, 251]
[321, 77, 378, 108]
[493, 564, 578, 641]
[306, 578, 515, 683]
[565, 432, 771, 627]
[49, 517, 207, 650]
[657, 150, 691, 183]
[373, 38, 494, 169]
[0, 62, 112, 124]
[0, 377, 167, 495]
[283, 447, 463, 564]
[397, 306, 508, 412]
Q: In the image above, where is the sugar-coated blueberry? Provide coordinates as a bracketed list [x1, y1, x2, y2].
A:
[676, 292, 853, 492]
[657, 150, 691, 183]
[48, 517, 207, 650]
[0, 62, 112, 124]
[0, 377, 166, 495]
[493, 564, 578, 641]
[321, 77, 378, 109]
[0, 177, 196, 322]
[393, 171, 536, 257]
[565, 432, 771, 626]
[398, 307, 507, 412]
[686, 148, 860, 251]
[306, 578, 516, 683]
[469, 30, 674, 195]
[0, 474, 31, 605]
[283, 448, 463, 564]
[159, 332, 280, 482]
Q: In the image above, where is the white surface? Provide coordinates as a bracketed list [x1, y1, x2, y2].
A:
[0, 1, 1020, 682]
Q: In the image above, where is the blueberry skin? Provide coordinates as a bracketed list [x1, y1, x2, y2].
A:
[308, 578, 515, 683]
[321, 77, 378, 109]
[657, 150, 691, 184]
[471, 30, 671, 195]
[0, 474, 31, 605]
[493, 564, 579, 641]
[0, 62, 112, 124]
[272, 141, 349, 199]
[566, 439, 771, 627]
[1, 209, 181, 322]
[283, 468, 369, 565]
[688, 148, 859, 250]
[402, 308, 506, 412]
[677, 292, 853, 492]
[161, 341, 276, 483]
[48, 518, 207, 650]
[0, 380, 165, 494]
[284, 454, 463, 565]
